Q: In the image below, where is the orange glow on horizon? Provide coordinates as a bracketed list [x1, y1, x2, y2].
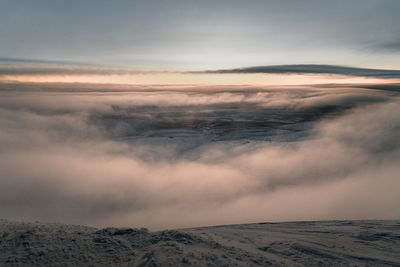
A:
[1, 73, 399, 86]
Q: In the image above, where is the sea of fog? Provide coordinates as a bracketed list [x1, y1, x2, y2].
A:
[0, 82, 399, 229]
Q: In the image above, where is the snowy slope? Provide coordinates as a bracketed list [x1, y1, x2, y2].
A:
[1, 219, 400, 266]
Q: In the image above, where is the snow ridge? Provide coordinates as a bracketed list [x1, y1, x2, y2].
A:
[1, 219, 400, 266]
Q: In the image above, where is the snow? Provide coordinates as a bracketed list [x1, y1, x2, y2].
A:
[1, 219, 400, 266]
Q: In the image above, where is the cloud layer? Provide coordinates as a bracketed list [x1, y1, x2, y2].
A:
[0, 82, 399, 230]
[205, 64, 400, 78]
[1, 1, 400, 69]
[2, 60, 400, 79]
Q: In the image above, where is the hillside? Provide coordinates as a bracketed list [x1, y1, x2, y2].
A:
[1, 219, 400, 266]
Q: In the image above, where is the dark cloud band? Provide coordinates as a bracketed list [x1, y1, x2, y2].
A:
[201, 64, 400, 78]
[2, 59, 400, 79]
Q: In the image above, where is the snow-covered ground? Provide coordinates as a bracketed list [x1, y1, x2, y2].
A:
[1, 219, 400, 266]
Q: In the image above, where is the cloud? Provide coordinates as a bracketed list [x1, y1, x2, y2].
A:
[0, 83, 399, 230]
[2, 59, 400, 79]
[0, 58, 153, 76]
[203, 64, 400, 78]
[373, 40, 400, 53]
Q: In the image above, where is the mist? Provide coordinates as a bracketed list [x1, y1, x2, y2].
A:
[0, 82, 399, 230]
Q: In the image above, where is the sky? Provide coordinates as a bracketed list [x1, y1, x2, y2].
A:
[1, 0, 400, 70]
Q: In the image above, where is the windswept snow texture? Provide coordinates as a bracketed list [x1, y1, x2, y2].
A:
[1, 220, 400, 266]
